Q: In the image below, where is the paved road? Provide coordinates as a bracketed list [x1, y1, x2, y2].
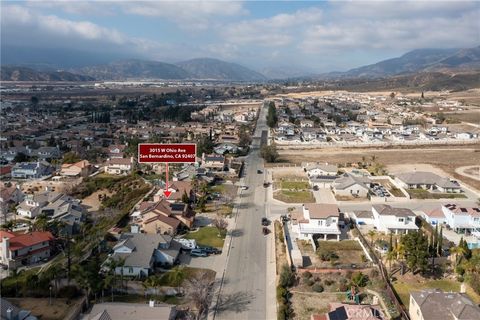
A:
[214, 103, 271, 320]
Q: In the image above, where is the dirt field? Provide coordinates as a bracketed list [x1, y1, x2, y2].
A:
[277, 144, 480, 191]
[81, 189, 113, 212]
[291, 291, 343, 320]
[8, 297, 82, 320]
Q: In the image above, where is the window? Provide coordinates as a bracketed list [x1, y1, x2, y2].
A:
[398, 218, 404, 222]
[128, 267, 133, 273]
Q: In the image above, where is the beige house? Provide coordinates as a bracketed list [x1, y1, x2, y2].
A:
[105, 157, 133, 175]
[60, 160, 92, 177]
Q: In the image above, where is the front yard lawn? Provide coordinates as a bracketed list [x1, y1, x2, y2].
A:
[280, 181, 310, 190]
[274, 190, 315, 203]
[184, 226, 225, 248]
[407, 189, 467, 199]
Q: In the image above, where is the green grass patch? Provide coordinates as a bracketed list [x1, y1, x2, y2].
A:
[407, 189, 467, 199]
[274, 190, 315, 203]
[184, 226, 225, 248]
[317, 240, 362, 251]
[280, 180, 310, 190]
[393, 279, 460, 308]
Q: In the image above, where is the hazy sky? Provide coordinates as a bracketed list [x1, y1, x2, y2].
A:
[1, 0, 479, 72]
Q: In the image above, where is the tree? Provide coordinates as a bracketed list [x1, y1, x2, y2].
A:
[213, 217, 228, 237]
[279, 264, 294, 288]
[238, 125, 252, 148]
[184, 271, 215, 320]
[33, 214, 49, 232]
[437, 227, 443, 256]
[260, 143, 279, 163]
[62, 151, 81, 164]
[351, 272, 369, 287]
[13, 152, 29, 163]
[182, 190, 190, 204]
[401, 231, 429, 274]
[163, 266, 186, 288]
[367, 230, 376, 246]
[266, 101, 278, 128]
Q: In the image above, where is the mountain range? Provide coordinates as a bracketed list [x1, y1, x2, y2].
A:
[1, 45, 479, 83]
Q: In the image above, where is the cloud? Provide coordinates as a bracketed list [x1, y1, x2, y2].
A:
[221, 8, 323, 46]
[120, 0, 247, 30]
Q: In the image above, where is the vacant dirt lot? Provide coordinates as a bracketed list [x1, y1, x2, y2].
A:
[278, 144, 480, 191]
[8, 297, 82, 320]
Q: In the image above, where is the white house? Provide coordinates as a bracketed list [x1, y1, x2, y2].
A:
[443, 204, 480, 235]
[304, 163, 338, 177]
[291, 203, 341, 242]
[105, 157, 133, 175]
[372, 204, 418, 234]
[421, 207, 447, 226]
[332, 173, 371, 198]
[350, 210, 375, 226]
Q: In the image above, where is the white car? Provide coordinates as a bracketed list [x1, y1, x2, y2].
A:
[241, 186, 249, 190]
[176, 238, 197, 250]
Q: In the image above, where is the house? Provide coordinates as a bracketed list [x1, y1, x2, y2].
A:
[137, 199, 195, 234]
[153, 181, 194, 203]
[443, 204, 480, 235]
[106, 233, 181, 277]
[313, 302, 384, 320]
[409, 289, 480, 320]
[0, 182, 24, 210]
[350, 210, 375, 226]
[60, 160, 92, 177]
[84, 302, 176, 320]
[395, 172, 462, 193]
[304, 163, 338, 177]
[291, 203, 341, 242]
[0, 231, 54, 269]
[1, 298, 38, 320]
[16, 192, 63, 218]
[372, 204, 418, 234]
[105, 157, 133, 175]
[107, 145, 126, 159]
[0, 165, 12, 179]
[421, 207, 447, 226]
[11, 162, 53, 179]
[201, 153, 226, 171]
[332, 173, 371, 198]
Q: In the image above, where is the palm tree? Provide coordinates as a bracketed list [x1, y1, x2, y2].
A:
[367, 230, 376, 246]
[165, 266, 186, 288]
[33, 214, 49, 231]
[73, 265, 92, 309]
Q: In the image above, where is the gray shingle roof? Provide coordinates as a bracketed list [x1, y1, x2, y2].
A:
[397, 171, 460, 189]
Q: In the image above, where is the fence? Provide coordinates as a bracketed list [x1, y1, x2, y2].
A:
[354, 225, 410, 320]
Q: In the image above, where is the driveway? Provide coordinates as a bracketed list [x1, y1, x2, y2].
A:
[312, 187, 336, 203]
[179, 251, 225, 274]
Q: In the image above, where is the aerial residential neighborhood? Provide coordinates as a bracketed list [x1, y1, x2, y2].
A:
[1, 1, 480, 320]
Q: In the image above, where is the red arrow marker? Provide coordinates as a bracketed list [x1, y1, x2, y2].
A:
[164, 163, 172, 198]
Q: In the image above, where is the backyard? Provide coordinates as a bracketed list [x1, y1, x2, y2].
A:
[8, 297, 83, 320]
[184, 226, 225, 248]
[297, 240, 369, 268]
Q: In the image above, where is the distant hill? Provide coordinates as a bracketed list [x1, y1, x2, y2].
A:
[74, 59, 190, 80]
[176, 58, 267, 81]
[0, 66, 94, 81]
[333, 46, 480, 78]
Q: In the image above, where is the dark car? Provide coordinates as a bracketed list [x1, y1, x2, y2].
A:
[261, 217, 270, 226]
[262, 227, 270, 235]
[198, 246, 222, 255]
[190, 249, 208, 257]
[263, 182, 270, 188]
[257, 169, 263, 174]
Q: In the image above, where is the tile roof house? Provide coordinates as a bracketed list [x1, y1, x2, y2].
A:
[0, 231, 54, 269]
[421, 207, 447, 226]
[105, 233, 181, 277]
[60, 160, 92, 177]
[372, 204, 418, 234]
[395, 171, 462, 193]
[291, 204, 341, 243]
[304, 163, 338, 177]
[153, 181, 194, 203]
[85, 302, 176, 320]
[201, 153, 226, 171]
[314, 302, 384, 320]
[409, 289, 480, 320]
[136, 199, 195, 234]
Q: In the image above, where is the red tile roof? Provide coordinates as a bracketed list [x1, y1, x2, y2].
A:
[1, 231, 54, 251]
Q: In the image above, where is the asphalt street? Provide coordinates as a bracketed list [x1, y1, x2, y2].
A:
[214, 103, 270, 320]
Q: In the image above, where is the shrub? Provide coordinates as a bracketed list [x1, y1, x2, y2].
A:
[345, 270, 353, 280]
[318, 249, 339, 261]
[279, 265, 295, 288]
[324, 279, 334, 286]
[351, 272, 369, 287]
[312, 283, 324, 293]
[302, 271, 312, 279]
[338, 283, 349, 292]
[58, 285, 81, 299]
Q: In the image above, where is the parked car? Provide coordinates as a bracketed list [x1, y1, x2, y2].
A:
[280, 215, 290, 222]
[262, 227, 270, 235]
[257, 169, 263, 174]
[177, 238, 197, 250]
[190, 249, 208, 257]
[261, 217, 270, 226]
[199, 246, 222, 255]
[241, 186, 249, 190]
[263, 182, 270, 188]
